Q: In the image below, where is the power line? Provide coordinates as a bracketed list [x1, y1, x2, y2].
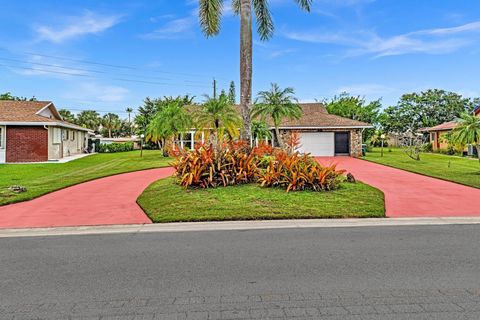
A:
[23, 51, 137, 70]
[0, 57, 212, 85]
[0, 64, 211, 88]
[0, 48, 230, 80]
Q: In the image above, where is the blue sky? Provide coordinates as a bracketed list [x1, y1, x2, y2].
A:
[1, 0, 480, 117]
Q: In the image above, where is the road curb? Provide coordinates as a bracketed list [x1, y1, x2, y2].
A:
[1, 217, 480, 238]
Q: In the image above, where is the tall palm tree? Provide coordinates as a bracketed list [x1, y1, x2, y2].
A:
[146, 101, 192, 153]
[195, 93, 242, 146]
[126, 107, 133, 136]
[252, 83, 302, 148]
[450, 113, 480, 164]
[77, 110, 101, 133]
[102, 113, 121, 138]
[199, 0, 312, 140]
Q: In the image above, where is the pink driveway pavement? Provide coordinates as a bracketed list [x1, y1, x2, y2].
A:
[318, 157, 480, 218]
[0, 167, 175, 229]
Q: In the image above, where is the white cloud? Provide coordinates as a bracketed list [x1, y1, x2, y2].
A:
[268, 48, 297, 58]
[35, 11, 121, 43]
[142, 17, 194, 39]
[284, 21, 480, 58]
[64, 83, 129, 103]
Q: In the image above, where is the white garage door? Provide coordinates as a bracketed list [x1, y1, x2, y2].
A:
[298, 132, 335, 156]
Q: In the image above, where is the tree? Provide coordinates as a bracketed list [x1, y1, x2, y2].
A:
[252, 83, 302, 148]
[380, 89, 476, 133]
[450, 113, 480, 164]
[58, 109, 76, 123]
[135, 95, 195, 137]
[76, 110, 102, 132]
[228, 81, 236, 104]
[198, 0, 312, 140]
[126, 107, 134, 136]
[251, 120, 272, 141]
[324, 92, 381, 141]
[146, 101, 192, 154]
[195, 93, 242, 146]
[0, 92, 37, 101]
[102, 113, 121, 138]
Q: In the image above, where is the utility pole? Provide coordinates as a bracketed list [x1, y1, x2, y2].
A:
[213, 78, 217, 99]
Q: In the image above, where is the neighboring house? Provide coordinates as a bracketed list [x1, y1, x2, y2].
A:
[181, 103, 372, 157]
[94, 136, 142, 150]
[0, 100, 92, 163]
[421, 107, 480, 152]
[420, 121, 458, 151]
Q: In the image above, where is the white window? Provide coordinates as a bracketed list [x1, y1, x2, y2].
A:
[71, 131, 75, 141]
[53, 128, 62, 144]
[0, 126, 4, 149]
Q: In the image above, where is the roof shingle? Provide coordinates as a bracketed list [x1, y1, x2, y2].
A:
[0, 100, 91, 131]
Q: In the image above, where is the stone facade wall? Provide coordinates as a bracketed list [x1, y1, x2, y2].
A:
[349, 129, 363, 157]
[6, 126, 48, 162]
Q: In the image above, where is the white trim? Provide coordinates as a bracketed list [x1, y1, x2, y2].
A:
[34, 102, 54, 116]
[0, 125, 4, 149]
[0, 122, 92, 132]
[274, 126, 373, 130]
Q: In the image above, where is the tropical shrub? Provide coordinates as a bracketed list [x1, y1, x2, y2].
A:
[257, 151, 345, 192]
[173, 143, 258, 188]
[422, 142, 433, 152]
[98, 142, 134, 153]
[173, 142, 347, 192]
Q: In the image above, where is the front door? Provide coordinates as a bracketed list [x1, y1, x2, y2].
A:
[334, 132, 350, 155]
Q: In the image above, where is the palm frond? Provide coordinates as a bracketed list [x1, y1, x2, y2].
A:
[252, 0, 274, 41]
[294, 0, 312, 12]
[199, 0, 224, 36]
[231, 0, 241, 15]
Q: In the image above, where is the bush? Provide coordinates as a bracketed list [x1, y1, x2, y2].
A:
[257, 151, 345, 192]
[98, 142, 134, 153]
[173, 142, 347, 192]
[173, 143, 258, 188]
[422, 142, 433, 152]
[438, 145, 457, 156]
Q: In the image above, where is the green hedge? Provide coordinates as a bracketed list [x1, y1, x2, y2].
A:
[98, 142, 134, 153]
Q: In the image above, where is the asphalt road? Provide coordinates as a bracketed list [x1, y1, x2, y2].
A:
[2, 225, 480, 319]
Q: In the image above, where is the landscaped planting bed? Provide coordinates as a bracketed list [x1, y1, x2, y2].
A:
[138, 177, 385, 223]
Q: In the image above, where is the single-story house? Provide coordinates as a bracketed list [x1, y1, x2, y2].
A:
[421, 107, 480, 152]
[179, 103, 372, 157]
[94, 136, 142, 150]
[0, 100, 92, 163]
[420, 121, 458, 151]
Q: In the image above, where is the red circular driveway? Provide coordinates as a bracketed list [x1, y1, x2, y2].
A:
[0, 167, 174, 229]
[318, 157, 480, 217]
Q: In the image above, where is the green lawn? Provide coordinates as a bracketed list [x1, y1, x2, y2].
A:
[138, 178, 385, 223]
[0, 150, 172, 206]
[364, 148, 480, 188]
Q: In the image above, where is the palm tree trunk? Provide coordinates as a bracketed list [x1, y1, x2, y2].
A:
[274, 126, 283, 148]
[240, 0, 252, 141]
[476, 144, 480, 165]
[108, 128, 112, 138]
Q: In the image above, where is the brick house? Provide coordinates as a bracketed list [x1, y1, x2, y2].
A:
[0, 100, 92, 163]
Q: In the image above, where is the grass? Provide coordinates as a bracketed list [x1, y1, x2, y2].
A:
[0, 150, 172, 206]
[138, 178, 385, 223]
[364, 148, 480, 188]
